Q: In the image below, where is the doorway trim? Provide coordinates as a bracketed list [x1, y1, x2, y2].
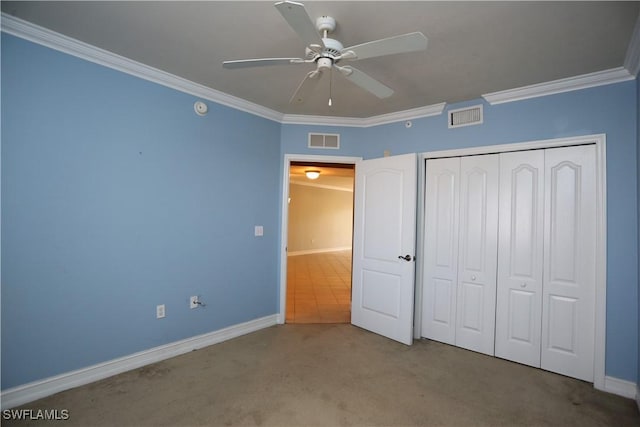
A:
[278, 154, 362, 324]
[414, 133, 607, 391]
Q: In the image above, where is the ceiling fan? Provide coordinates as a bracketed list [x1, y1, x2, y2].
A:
[222, 1, 428, 105]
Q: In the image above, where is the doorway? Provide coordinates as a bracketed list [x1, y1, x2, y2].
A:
[281, 157, 357, 324]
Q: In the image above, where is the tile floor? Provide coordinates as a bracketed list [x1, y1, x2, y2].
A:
[285, 250, 352, 323]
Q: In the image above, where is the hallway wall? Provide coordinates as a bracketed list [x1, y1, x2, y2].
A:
[287, 183, 353, 254]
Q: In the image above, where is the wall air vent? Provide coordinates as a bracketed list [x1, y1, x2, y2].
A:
[308, 133, 340, 149]
[448, 105, 483, 129]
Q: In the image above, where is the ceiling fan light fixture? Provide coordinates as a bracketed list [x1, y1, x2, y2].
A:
[305, 170, 321, 180]
[317, 57, 332, 71]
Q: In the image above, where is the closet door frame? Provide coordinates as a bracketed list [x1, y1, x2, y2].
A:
[414, 133, 606, 391]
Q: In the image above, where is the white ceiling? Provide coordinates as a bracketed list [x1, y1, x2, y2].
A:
[2, 1, 639, 119]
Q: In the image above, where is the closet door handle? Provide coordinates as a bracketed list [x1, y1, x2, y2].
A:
[398, 254, 414, 261]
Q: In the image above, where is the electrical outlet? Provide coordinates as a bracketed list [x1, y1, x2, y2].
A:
[156, 304, 165, 319]
[190, 296, 199, 309]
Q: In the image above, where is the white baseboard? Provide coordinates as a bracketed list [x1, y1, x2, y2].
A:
[601, 375, 637, 399]
[0, 314, 278, 409]
[287, 246, 352, 256]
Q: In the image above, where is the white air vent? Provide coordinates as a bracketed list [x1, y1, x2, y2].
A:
[448, 105, 483, 128]
[308, 133, 340, 149]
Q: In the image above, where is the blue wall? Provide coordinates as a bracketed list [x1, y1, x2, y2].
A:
[282, 82, 639, 383]
[1, 34, 281, 389]
[637, 74, 640, 393]
[2, 31, 639, 390]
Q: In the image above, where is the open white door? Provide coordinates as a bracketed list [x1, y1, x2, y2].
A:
[351, 153, 417, 345]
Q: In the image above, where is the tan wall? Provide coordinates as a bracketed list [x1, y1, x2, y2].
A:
[287, 183, 353, 254]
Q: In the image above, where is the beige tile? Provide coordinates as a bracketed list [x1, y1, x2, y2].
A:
[320, 312, 351, 323]
[318, 303, 349, 312]
[286, 250, 352, 324]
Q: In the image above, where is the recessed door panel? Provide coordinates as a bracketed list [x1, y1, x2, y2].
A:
[422, 158, 460, 345]
[548, 164, 580, 283]
[463, 170, 488, 272]
[495, 150, 544, 367]
[508, 289, 536, 343]
[432, 279, 454, 324]
[361, 269, 401, 319]
[547, 295, 578, 354]
[363, 170, 403, 262]
[435, 171, 458, 269]
[455, 154, 499, 356]
[459, 282, 483, 332]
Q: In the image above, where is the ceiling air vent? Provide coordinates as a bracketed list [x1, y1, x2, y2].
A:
[448, 105, 483, 129]
[308, 133, 340, 149]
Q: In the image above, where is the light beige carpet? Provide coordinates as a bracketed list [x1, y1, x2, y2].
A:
[4, 324, 639, 426]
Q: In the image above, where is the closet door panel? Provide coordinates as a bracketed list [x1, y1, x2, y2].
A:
[422, 158, 460, 344]
[495, 150, 544, 367]
[541, 145, 596, 382]
[455, 154, 499, 355]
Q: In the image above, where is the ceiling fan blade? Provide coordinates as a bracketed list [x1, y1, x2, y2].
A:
[223, 58, 305, 69]
[338, 66, 393, 99]
[275, 1, 325, 48]
[290, 70, 322, 104]
[341, 32, 428, 61]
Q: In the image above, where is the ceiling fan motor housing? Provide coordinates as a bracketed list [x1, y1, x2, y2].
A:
[321, 37, 344, 57]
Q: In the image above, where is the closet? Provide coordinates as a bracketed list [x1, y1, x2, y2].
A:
[421, 144, 596, 382]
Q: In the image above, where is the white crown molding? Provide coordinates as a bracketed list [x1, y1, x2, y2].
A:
[1, 13, 284, 123]
[281, 103, 447, 127]
[290, 179, 353, 192]
[623, 12, 640, 76]
[282, 114, 366, 127]
[1, 314, 278, 409]
[482, 67, 635, 105]
[288, 246, 352, 256]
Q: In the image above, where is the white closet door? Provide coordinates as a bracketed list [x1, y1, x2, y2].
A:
[541, 145, 596, 382]
[455, 154, 499, 355]
[495, 150, 544, 367]
[422, 157, 460, 345]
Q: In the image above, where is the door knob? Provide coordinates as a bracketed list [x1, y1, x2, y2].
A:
[520, 283, 527, 288]
[471, 275, 476, 281]
[398, 254, 414, 261]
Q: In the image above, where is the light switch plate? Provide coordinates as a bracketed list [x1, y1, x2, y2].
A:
[255, 225, 264, 236]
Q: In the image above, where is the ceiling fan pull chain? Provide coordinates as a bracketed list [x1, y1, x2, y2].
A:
[328, 66, 333, 107]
